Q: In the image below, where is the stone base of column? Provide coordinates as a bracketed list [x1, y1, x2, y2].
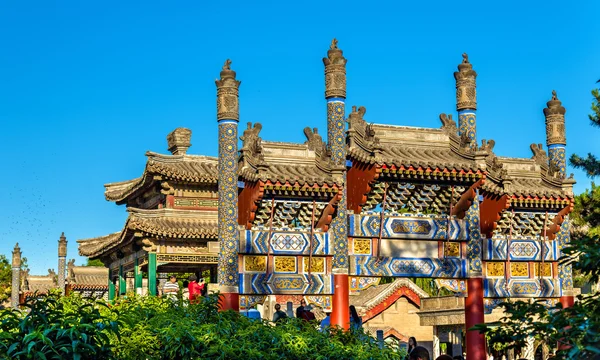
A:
[331, 273, 349, 330]
[465, 277, 486, 360]
[219, 285, 239, 311]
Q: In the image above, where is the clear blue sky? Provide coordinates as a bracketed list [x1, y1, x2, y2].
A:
[1, 1, 598, 274]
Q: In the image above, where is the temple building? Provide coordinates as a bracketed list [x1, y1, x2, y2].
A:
[10, 234, 108, 307]
[77, 40, 575, 360]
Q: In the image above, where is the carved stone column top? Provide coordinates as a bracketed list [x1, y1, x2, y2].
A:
[323, 38, 347, 99]
[454, 53, 478, 111]
[167, 127, 192, 155]
[58, 232, 67, 257]
[544, 90, 567, 146]
[12, 243, 21, 268]
[215, 59, 241, 121]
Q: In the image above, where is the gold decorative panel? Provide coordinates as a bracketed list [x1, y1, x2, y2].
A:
[444, 242, 460, 257]
[486, 262, 505, 277]
[534, 263, 552, 277]
[274, 257, 296, 273]
[353, 239, 371, 255]
[244, 256, 266, 272]
[510, 262, 529, 277]
[303, 257, 325, 273]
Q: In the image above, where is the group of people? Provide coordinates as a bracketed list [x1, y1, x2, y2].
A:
[406, 337, 465, 360]
[272, 300, 363, 333]
[162, 274, 206, 303]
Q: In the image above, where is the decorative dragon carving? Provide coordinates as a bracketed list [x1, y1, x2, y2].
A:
[530, 143, 549, 166]
[240, 122, 264, 161]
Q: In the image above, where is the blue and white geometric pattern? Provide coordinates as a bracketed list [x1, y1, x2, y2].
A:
[466, 196, 483, 276]
[240, 230, 330, 255]
[458, 110, 476, 143]
[350, 256, 466, 278]
[556, 218, 573, 294]
[548, 145, 566, 177]
[349, 213, 468, 240]
[483, 278, 559, 298]
[328, 98, 348, 271]
[484, 237, 558, 261]
[217, 121, 240, 288]
[239, 273, 333, 295]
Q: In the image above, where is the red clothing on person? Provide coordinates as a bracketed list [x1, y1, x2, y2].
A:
[188, 281, 202, 302]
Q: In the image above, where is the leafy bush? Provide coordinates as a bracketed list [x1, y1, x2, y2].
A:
[0, 292, 404, 360]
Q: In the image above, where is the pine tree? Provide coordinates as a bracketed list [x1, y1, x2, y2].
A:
[570, 86, 600, 176]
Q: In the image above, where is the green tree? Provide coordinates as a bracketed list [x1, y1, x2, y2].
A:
[0, 255, 11, 304]
[86, 258, 104, 267]
[570, 86, 600, 176]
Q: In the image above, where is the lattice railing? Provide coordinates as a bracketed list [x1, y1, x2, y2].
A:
[493, 211, 558, 238]
[362, 182, 465, 215]
[253, 199, 328, 229]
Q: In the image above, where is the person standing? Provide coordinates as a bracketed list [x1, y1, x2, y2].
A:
[272, 303, 288, 324]
[406, 337, 418, 359]
[188, 274, 202, 303]
[296, 299, 307, 318]
[162, 275, 179, 300]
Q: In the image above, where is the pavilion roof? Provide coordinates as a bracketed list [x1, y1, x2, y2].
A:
[238, 122, 339, 187]
[67, 264, 108, 286]
[482, 150, 575, 202]
[77, 208, 218, 258]
[23, 270, 58, 293]
[104, 152, 218, 203]
[347, 107, 492, 176]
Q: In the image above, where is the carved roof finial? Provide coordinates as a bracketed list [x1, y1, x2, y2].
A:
[217, 59, 238, 82]
[544, 90, 566, 116]
[330, 38, 338, 50]
[12, 243, 22, 267]
[462, 53, 469, 64]
[222, 59, 231, 71]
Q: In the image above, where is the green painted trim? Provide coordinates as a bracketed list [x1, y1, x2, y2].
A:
[134, 258, 143, 290]
[148, 253, 157, 296]
[119, 265, 126, 295]
[108, 269, 115, 302]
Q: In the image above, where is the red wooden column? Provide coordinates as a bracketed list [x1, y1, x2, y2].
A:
[331, 273, 350, 330]
[466, 278, 486, 360]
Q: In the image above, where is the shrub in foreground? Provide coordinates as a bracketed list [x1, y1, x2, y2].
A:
[0, 292, 405, 360]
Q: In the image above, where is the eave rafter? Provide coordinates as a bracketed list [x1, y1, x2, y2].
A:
[451, 177, 485, 219]
[480, 192, 511, 238]
[347, 161, 381, 213]
[380, 164, 483, 182]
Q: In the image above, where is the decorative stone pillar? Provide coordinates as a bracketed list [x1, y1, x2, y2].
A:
[544, 90, 567, 177]
[216, 59, 241, 311]
[465, 192, 486, 360]
[454, 53, 478, 144]
[11, 243, 21, 309]
[323, 38, 350, 329]
[58, 232, 67, 295]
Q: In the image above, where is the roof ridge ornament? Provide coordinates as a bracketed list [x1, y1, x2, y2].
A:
[530, 143, 549, 166]
[439, 113, 458, 135]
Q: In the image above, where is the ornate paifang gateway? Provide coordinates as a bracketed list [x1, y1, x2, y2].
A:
[76, 40, 576, 360]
